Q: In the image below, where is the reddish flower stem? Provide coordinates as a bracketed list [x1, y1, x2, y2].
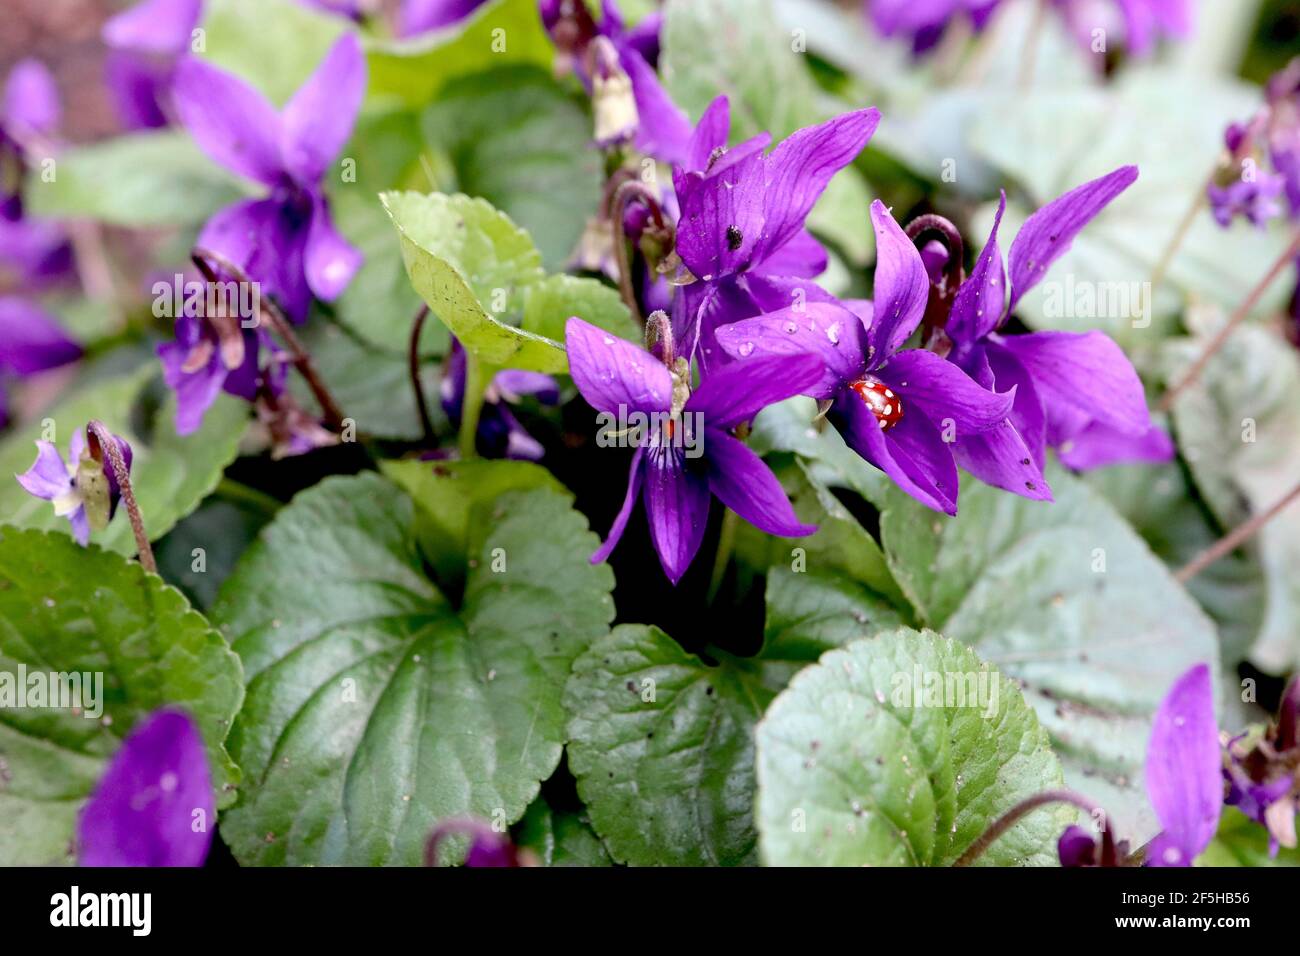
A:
[953, 788, 1103, 867]
[1175, 480, 1300, 584]
[86, 420, 156, 574]
[191, 249, 347, 429]
[1158, 227, 1300, 412]
[408, 304, 436, 444]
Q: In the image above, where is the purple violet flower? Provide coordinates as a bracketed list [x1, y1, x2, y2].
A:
[1, 59, 74, 291]
[399, 0, 490, 36]
[866, 0, 1000, 56]
[157, 309, 282, 436]
[1207, 171, 1286, 229]
[172, 34, 365, 322]
[16, 423, 133, 546]
[101, 0, 202, 130]
[0, 58, 60, 157]
[867, 0, 1191, 60]
[77, 709, 214, 867]
[441, 335, 560, 460]
[425, 817, 533, 867]
[1264, 60, 1300, 217]
[939, 166, 1168, 495]
[542, 0, 690, 164]
[1223, 676, 1300, 857]
[717, 201, 1015, 515]
[1144, 663, 1223, 866]
[566, 316, 822, 584]
[0, 297, 82, 427]
[299, 0, 367, 19]
[1057, 663, 1222, 867]
[672, 96, 880, 373]
[1052, 0, 1192, 60]
[1210, 59, 1300, 228]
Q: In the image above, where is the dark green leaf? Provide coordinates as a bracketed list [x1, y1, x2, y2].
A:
[212, 471, 614, 864]
[565, 624, 783, 866]
[0, 527, 244, 864]
[515, 796, 612, 867]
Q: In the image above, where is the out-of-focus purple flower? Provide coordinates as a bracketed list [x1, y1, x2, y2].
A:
[1143, 663, 1223, 866]
[1052, 0, 1192, 59]
[867, 0, 1190, 60]
[255, 389, 338, 459]
[865, 0, 1001, 56]
[172, 34, 365, 322]
[425, 817, 534, 867]
[299, 0, 366, 20]
[1207, 171, 1286, 229]
[101, 0, 202, 130]
[440, 336, 559, 460]
[0, 297, 81, 428]
[16, 423, 132, 546]
[156, 310, 278, 436]
[0, 296, 81, 376]
[0, 212, 74, 289]
[78, 709, 214, 867]
[1207, 67, 1297, 231]
[717, 201, 1014, 515]
[1, 58, 60, 155]
[1264, 61, 1300, 216]
[1, 60, 73, 290]
[672, 96, 880, 373]
[542, 0, 689, 164]
[567, 316, 821, 584]
[1223, 676, 1300, 857]
[398, 0, 489, 36]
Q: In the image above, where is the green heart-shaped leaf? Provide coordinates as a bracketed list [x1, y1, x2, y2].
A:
[755, 628, 1068, 866]
[212, 470, 614, 864]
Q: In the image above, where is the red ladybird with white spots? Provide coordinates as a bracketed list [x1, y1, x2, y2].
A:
[848, 378, 904, 431]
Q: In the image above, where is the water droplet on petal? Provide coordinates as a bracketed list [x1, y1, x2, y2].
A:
[738, 341, 755, 357]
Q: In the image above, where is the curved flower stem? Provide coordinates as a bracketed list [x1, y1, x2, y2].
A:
[87, 420, 156, 574]
[1017, 0, 1048, 91]
[458, 352, 486, 460]
[1175, 480, 1300, 584]
[408, 304, 436, 444]
[1157, 227, 1300, 412]
[610, 180, 668, 328]
[707, 508, 739, 604]
[191, 249, 347, 429]
[953, 788, 1100, 867]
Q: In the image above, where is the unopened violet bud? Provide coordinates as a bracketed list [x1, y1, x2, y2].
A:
[591, 36, 637, 148]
